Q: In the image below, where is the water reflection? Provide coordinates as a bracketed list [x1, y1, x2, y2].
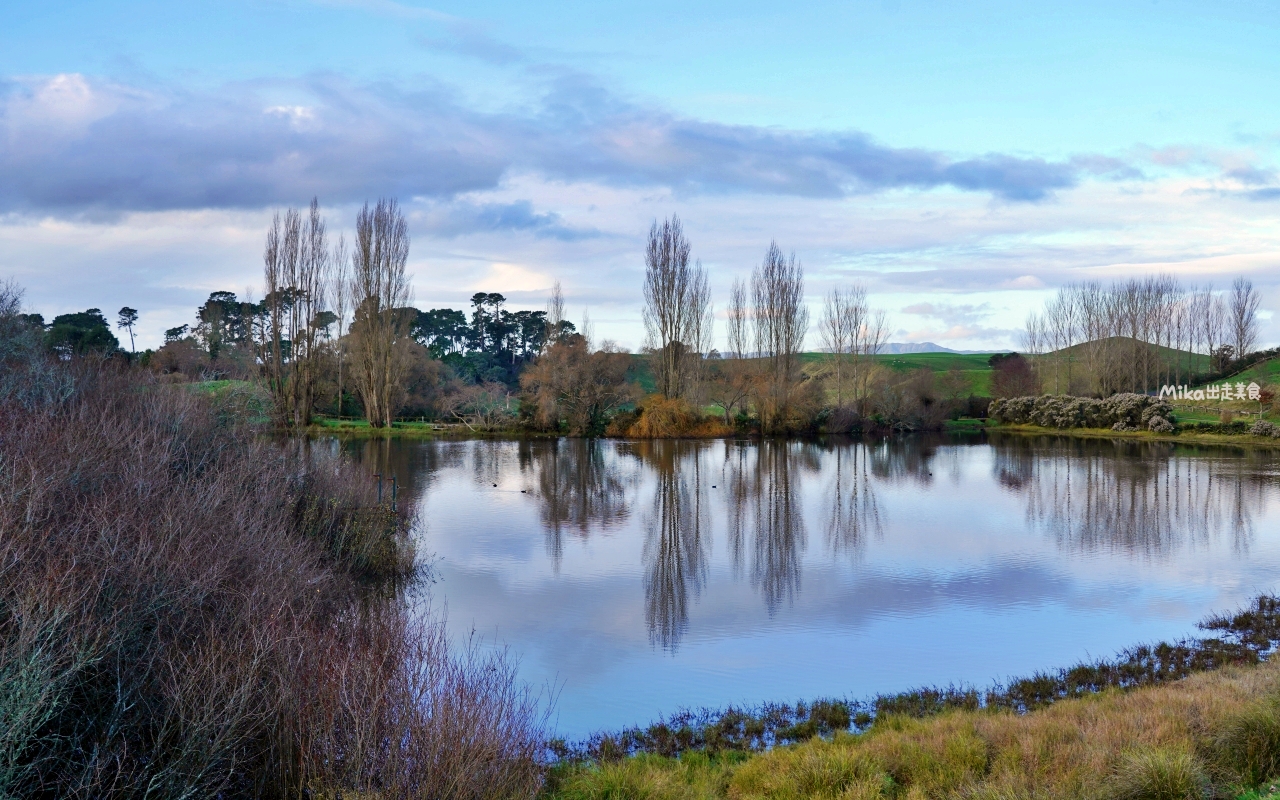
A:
[338, 434, 1279, 656]
[868, 436, 941, 486]
[332, 434, 1280, 737]
[522, 439, 633, 567]
[991, 436, 1267, 556]
[747, 442, 814, 614]
[631, 442, 710, 650]
[823, 441, 884, 559]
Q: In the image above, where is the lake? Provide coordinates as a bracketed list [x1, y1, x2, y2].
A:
[337, 434, 1280, 740]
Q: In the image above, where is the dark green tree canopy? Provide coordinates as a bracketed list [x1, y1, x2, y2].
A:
[45, 309, 119, 355]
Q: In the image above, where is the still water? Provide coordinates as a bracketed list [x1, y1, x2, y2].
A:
[341, 434, 1280, 739]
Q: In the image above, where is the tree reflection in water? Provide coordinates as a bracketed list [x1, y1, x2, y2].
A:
[823, 439, 884, 559]
[720, 441, 820, 616]
[991, 436, 1270, 555]
[633, 441, 710, 650]
[521, 439, 633, 569]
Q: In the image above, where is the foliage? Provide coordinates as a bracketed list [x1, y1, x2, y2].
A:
[414, 293, 553, 386]
[520, 334, 635, 436]
[43, 307, 120, 354]
[441, 380, 518, 430]
[989, 352, 1040, 397]
[0, 282, 73, 409]
[617, 396, 732, 438]
[1250, 420, 1280, 438]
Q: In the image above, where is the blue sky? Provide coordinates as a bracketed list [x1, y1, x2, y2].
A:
[2, 0, 1279, 349]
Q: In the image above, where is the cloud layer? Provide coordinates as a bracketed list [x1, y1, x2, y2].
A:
[0, 72, 1087, 216]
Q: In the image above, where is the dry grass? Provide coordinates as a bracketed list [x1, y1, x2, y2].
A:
[0, 310, 548, 800]
[546, 661, 1280, 800]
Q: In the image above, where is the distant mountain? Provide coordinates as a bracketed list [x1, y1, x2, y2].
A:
[878, 342, 957, 354]
[874, 342, 1012, 355]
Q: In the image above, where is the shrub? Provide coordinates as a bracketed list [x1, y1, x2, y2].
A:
[1251, 420, 1280, 438]
[0, 311, 548, 798]
[822, 405, 862, 434]
[989, 393, 1175, 432]
[621, 396, 732, 438]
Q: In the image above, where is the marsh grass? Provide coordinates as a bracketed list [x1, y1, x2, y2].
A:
[553, 598, 1279, 765]
[547, 662, 1280, 799]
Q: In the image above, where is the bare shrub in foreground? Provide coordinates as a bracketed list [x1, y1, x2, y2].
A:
[0, 301, 548, 798]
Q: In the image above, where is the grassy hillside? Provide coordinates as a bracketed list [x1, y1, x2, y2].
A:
[1047, 336, 1213, 370]
[804, 351, 998, 397]
[1192, 356, 1280, 389]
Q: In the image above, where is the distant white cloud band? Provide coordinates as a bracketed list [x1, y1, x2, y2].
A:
[0, 72, 1090, 218]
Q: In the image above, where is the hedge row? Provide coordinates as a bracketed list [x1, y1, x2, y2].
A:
[989, 393, 1176, 432]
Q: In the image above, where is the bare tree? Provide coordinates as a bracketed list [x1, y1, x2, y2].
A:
[820, 288, 854, 407]
[262, 212, 287, 414]
[727, 278, 749, 360]
[1230, 276, 1261, 359]
[853, 307, 889, 412]
[348, 199, 412, 429]
[707, 279, 752, 424]
[643, 216, 711, 400]
[544, 280, 566, 349]
[1022, 274, 1266, 398]
[752, 242, 809, 431]
[291, 198, 330, 426]
[260, 201, 334, 427]
[821, 284, 886, 411]
[331, 234, 350, 417]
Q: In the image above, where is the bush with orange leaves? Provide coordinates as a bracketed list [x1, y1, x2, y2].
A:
[611, 396, 732, 438]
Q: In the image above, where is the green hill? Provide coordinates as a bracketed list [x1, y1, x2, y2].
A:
[1039, 336, 1212, 372]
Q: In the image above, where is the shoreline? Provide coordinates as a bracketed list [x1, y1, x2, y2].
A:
[546, 595, 1280, 799]
[309, 417, 1280, 449]
[987, 422, 1280, 449]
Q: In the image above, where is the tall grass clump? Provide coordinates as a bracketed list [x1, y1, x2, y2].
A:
[0, 282, 548, 799]
[1109, 747, 1207, 800]
[1212, 697, 1280, 787]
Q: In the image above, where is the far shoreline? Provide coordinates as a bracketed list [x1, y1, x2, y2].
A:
[305, 416, 1280, 450]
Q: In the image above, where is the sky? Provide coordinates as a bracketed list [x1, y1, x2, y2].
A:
[2, 0, 1279, 351]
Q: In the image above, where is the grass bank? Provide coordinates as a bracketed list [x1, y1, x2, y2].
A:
[546, 596, 1280, 799]
[543, 596, 1280, 798]
[545, 660, 1280, 799]
[307, 415, 560, 439]
[989, 422, 1280, 449]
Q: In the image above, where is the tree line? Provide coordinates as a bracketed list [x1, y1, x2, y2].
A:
[1022, 276, 1265, 396]
[635, 216, 892, 433]
[18, 203, 1272, 434]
